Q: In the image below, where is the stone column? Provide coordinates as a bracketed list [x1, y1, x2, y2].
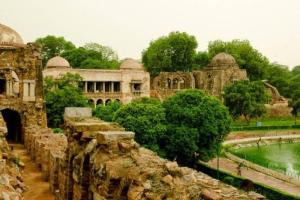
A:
[94, 82, 97, 93]
[111, 82, 114, 93]
[84, 82, 87, 93]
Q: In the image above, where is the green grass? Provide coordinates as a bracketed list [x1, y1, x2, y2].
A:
[232, 118, 300, 127]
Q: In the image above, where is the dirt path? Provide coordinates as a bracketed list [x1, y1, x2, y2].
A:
[12, 144, 54, 200]
[208, 157, 300, 196]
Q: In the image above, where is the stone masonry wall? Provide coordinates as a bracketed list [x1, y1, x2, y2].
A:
[22, 117, 264, 200]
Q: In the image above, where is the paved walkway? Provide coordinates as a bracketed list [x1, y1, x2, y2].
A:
[208, 157, 300, 196]
[13, 144, 54, 200]
[224, 134, 300, 145]
[207, 134, 300, 197]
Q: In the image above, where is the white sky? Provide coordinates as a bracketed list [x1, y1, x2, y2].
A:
[1, 0, 300, 68]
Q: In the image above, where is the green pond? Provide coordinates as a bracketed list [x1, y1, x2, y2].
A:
[231, 142, 300, 179]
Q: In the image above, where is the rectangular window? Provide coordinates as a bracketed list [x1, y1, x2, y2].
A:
[96, 82, 102, 92]
[113, 82, 120, 92]
[87, 82, 94, 93]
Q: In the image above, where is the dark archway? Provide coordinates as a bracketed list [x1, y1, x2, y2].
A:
[1, 109, 23, 143]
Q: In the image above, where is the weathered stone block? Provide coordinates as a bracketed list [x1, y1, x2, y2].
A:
[96, 131, 135, 144]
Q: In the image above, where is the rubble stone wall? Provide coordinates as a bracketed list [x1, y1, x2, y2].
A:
[19, 117, 264, 200]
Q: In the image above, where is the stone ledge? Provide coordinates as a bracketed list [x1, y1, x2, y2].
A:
[96, 131, 135, 144]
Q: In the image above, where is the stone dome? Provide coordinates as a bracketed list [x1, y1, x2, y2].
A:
[0, 23, 24, 48]
[120, 58, 143, 70]
[46, 56, 71, 69]
[209, 52, 237, 68]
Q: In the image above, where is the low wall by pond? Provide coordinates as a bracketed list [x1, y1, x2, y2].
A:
[224, 135, 300, 186]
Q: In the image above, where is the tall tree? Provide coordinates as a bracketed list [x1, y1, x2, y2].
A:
[207, 40, 270, 80]
[265, 63, 291, 98]
[114, 97, 166, 152]
[223, 80, 269, 123]
[36, 35, 76, 67]
[83, 43, 118, 61]
[44, 73, 88, 127]
[142, 31, 198, 76]
[162, 89, 232, 164]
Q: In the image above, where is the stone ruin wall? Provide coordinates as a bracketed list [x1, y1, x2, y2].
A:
[0, 43, 47, 131]
[20, 116, 263, 200]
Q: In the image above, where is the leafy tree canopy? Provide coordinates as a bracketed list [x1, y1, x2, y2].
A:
[207, 40, 270, 80]
[93, 101, 122, 122]
[44, 73, 88, 127]
[36, 35, 76, 67]
[142, 31, 198, 76]
[83, 43, 118, 61]
[265, 63, 291, 98]
[223, 80, 269, 122]
[114, 97, 166, 152]
[162, 89, 232, 164]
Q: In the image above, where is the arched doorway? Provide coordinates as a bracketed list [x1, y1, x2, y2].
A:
[96, 99, 103, 106]
[105, 99, 111, 105]
[1, 109, 23, 143]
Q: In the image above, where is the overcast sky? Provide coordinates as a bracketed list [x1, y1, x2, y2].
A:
[1, 0, 300, 68]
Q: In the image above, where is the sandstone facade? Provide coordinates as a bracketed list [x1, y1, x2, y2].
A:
[43, 57, 150, 106]
[152, 53, 248, 100]
[0, 23, 47, 143]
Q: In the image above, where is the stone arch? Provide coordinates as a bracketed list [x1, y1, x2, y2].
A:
[96, 99, 103, 106]
[115, 99, 120, 102]
[172, 78, 179, 90]
[88, 99, 95, 107]
[167, 78, 172, 89]
[1, 108, 23, 143]
[105, 99, 111, 105]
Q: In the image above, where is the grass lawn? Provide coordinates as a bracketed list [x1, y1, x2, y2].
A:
[232, 118, 300, 127]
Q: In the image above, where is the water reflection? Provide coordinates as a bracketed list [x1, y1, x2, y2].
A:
[233, 142, 300, 179]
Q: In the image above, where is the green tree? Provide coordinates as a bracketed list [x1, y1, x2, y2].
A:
[289, 90, 300, 124]
[142, 31, 198, 76]
[162, 89, 232, 164]
[61, 47, 102, 68]
[36, 35, 76, 67]
[265, 63, 291, 97]
[193, 51, 210, 69]
[44, 73, 88, 127]
[114, 97, 166, 152]
[93, 101, 122, 122]
[84, 43, 118, 61]
[223, 80, 269, 123]
[207, 40, 270, 80]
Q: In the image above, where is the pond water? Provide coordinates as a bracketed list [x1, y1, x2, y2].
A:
[232, 142, 300, 179]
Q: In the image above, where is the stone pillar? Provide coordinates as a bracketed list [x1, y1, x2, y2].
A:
[94, 82, 97, 93]
[111, 82, 114, 93]
[84, 82, 87, 93]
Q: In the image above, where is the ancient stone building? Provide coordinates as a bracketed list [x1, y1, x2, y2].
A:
[152, 52, 248, 100]
[43, 57, 150, 106]
[0, 23, 47, 143]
